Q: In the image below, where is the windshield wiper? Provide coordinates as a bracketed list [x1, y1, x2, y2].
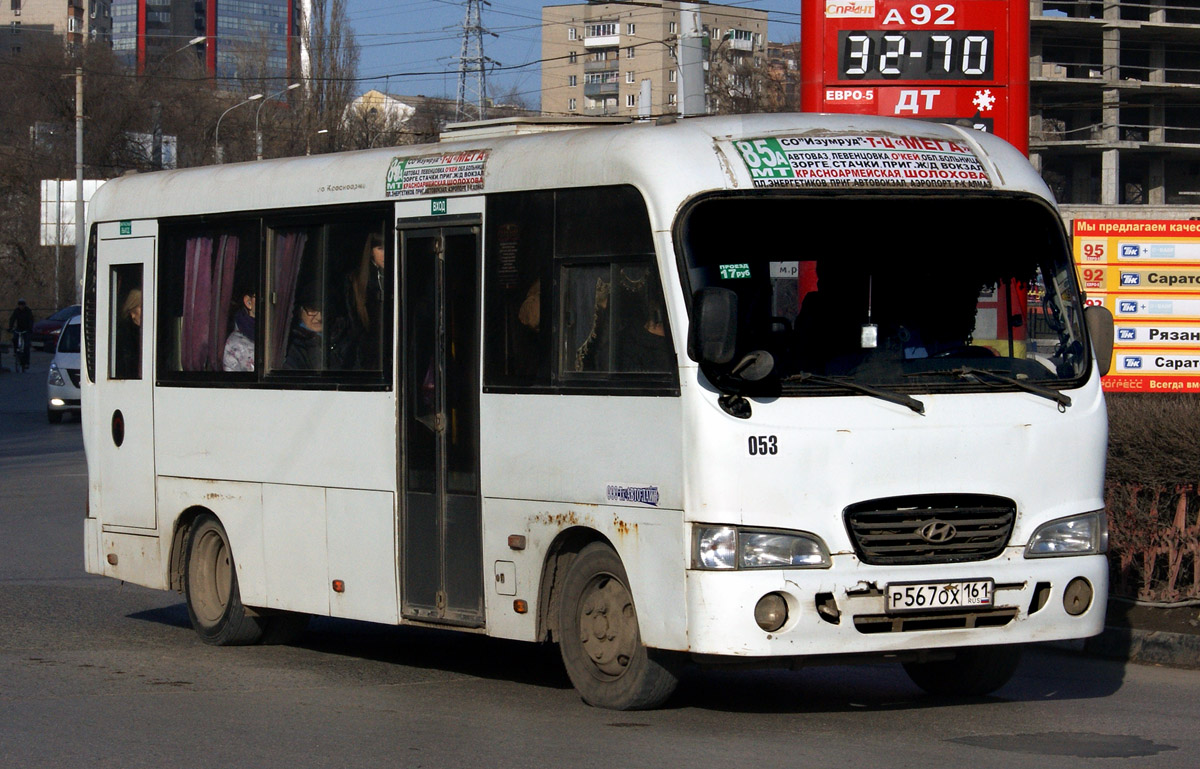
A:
[906, 366, 1071, 409]
[782, 372, 925, 415]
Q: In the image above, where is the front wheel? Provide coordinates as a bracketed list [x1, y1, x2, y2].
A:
[902, 645, 1021, 696]
[557, 543, 678, 710]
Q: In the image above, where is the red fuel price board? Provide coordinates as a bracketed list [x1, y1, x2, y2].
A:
[800, 0, 1029, 155]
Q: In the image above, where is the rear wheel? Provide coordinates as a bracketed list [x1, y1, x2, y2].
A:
[184, 514, 265, 645]
[557, 543, 678, 710]
[903, 645, 1022, 696]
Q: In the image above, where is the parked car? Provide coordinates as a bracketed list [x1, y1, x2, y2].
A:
[31, 304, 81, 351]
[47, 315, 81, 423]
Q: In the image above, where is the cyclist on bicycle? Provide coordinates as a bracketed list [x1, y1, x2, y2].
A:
[8, 299, 33, 373]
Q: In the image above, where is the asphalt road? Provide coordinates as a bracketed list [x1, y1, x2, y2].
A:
[2, 352, 1199, 769]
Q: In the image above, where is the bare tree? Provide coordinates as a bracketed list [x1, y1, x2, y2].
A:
[301, 0, 360, 154]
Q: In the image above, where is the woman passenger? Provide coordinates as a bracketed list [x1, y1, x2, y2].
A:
[344, 231, 386, 370]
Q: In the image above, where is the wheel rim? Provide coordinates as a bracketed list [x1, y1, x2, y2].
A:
[190, 527, 232, 625]
[577, 573, 638, 680]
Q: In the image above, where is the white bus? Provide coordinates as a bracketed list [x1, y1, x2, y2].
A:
[83, 114, 1114, 710]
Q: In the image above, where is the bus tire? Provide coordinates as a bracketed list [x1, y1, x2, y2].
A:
[557, 542, 678, 710]
[184, 513, 264, 646]
[902, 645, 1021, 697]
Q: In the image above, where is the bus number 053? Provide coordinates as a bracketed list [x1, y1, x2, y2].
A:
[748, 436, 778, 456]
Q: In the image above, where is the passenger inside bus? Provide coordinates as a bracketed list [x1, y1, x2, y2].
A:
[114, 286, 142, 379]
[283, 283, 327, 370]
[222, 290, 256, 372]
[341, 231, 387, 371]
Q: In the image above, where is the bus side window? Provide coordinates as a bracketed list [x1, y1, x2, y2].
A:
[266, 218, 391, 376]
[109, 264, 143, 380]
[561, 262, 673, 376]
[158, 221, 260, 377]
[484, 191, 553, 388]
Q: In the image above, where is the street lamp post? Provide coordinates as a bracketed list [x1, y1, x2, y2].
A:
[168, 35, 207, 61]
[306, 128, 328, 156]
[255, 82, 301, 161]
[214, 93, 263, 164]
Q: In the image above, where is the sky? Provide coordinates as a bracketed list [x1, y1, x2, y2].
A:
[346, 0, 802, 107]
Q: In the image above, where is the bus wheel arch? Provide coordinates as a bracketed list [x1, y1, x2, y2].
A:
[549, 538, 679, 710]
[536, 526, 607, 644]
[169, 506, 211, 593]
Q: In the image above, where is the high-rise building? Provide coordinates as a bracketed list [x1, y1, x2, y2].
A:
[1031, 0, 1200, 212]
[0, 0, 113, 55]
[541, 1, 767, 118]
[110, 0, 305, 80]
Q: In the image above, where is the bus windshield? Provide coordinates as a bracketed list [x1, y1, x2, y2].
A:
[680, 195, 1089, 396]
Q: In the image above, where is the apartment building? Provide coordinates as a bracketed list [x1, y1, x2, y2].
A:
[0, 0, 112, 55]
[541, 0, 767, 118]
[1031, 0, 1200, 214]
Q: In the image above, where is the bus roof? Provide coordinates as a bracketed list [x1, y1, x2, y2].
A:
[86, 113, 1054, 227]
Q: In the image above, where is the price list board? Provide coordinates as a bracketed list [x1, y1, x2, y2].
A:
[800, 0, 1028, 154]
[1074, 218, 1200, 393]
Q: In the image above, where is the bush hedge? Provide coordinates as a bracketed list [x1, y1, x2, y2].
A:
[1105, 394, 1200, 601]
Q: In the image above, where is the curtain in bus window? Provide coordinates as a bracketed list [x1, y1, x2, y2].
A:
[270, 230, 308, 365]
[181, 237, 213, 371]
[180, 234, 240, 372]
[565, 265, 611, 372]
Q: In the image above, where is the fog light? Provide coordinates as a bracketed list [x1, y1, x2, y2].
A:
[754, 592, 788, 632]
[1063, 577, 1093, 616]
[50, 398, 65, 407]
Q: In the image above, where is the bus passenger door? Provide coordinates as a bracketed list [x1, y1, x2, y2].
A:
[93, 221, 157, 530]
[400, 220, 483, 626]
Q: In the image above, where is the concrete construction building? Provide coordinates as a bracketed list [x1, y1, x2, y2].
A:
[1031, 0, 1200, 217]
[0, 0, 112, 54]
[541, 0, 767, 118]
[109, 0, 306, 79]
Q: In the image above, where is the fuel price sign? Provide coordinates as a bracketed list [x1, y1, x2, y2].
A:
[801, 0, 1029, 154]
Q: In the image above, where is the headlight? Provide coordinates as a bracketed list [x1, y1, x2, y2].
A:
[48, 363, 65, 387]
[694, 525, 831, 569]
[1025, 511, 1108, 557]
[696, 526, 737, 569]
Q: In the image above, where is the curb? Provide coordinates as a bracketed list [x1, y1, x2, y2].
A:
[1073, 626, 1200, 669]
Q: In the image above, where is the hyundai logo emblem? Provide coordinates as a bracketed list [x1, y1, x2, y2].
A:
[917, 521, 957, 544]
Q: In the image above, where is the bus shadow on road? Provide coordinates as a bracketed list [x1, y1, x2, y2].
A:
[669, 645, 1127, 713]
[127, 606, 1126, 712]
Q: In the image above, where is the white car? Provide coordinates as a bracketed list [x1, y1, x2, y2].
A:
[47, 315, 81, 423]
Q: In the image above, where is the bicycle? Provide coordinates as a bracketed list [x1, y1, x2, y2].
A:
[10, 329, 29, 373]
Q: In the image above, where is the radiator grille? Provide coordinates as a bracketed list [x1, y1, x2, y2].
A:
[844, 494, 1016, 566]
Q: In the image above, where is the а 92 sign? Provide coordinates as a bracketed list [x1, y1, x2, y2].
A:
[801, 0, 1029, 155]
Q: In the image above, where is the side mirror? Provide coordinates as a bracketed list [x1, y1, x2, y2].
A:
[687, 287, 737, 365]
[1084, 304, 1114, 376]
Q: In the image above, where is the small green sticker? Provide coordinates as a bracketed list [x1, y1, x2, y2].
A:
[720, 263, 751, 280]
[119, 221, 131, 235]
[431, 198, 448, 215]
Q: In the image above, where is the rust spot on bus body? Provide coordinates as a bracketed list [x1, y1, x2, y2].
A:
[613, 517, 638, 537]
[530, 511, 586, 528]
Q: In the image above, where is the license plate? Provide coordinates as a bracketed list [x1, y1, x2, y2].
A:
[885, 579, 994, 613]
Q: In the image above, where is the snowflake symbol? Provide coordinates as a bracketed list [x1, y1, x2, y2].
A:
[973, 89, 996, 112]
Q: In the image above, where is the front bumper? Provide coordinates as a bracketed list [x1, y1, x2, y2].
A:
[683, 549, 1107, 657]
